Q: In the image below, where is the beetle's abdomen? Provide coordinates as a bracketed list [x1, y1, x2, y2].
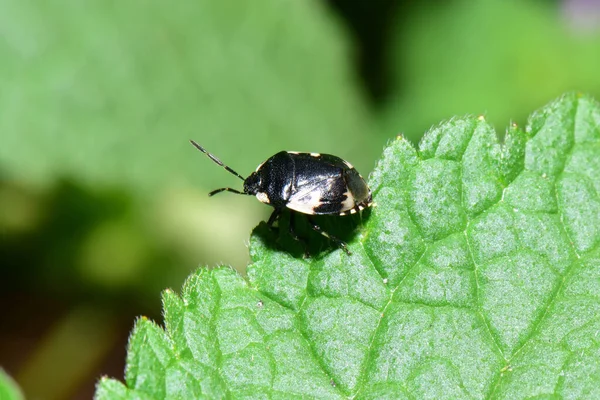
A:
[284, 153, 372, 215]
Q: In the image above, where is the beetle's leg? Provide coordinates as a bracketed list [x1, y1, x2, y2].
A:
[267, 208, 282, 228]
[288, 213, 300, 241]
[306, 216, 351, 256]
[289, 213, 310, 258]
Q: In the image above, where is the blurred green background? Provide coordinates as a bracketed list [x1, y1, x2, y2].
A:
[1, 0, 599, 398]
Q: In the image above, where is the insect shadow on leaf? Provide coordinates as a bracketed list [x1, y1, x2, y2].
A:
[252, 208, 372, 258]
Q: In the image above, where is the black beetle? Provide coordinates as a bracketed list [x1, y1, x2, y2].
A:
[190, 140, 373, 255]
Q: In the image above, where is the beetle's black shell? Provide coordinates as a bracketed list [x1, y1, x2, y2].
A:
[245, 151, 372, 215]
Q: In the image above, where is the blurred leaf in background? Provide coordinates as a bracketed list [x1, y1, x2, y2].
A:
[0, 0, 376, 190]
[379, 0, 600, 141]
[0, 0, 377, 271]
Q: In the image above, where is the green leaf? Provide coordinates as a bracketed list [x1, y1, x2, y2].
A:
[96, 93, 600, 399]
[0, 369, 24, 400]
[0, 0, 375, 192]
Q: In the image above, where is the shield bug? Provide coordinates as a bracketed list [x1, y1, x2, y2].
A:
[190, 140, 373, 255]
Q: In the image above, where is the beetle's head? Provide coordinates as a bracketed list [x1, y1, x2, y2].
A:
[243, 172, 261, 195]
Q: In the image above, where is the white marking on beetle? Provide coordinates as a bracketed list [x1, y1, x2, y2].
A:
[287, 196, 322, 214]
[340, 191, 355, 211]
[310, 152, 321, 157]
[256, 192, 270, 204]
[343, 160, 354, 169]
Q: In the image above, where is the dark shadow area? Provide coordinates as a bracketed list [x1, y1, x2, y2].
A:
[327, 0, 399, 103]
[0, 178, 180, 398]
[252, 208, 373, 259]
[0, 179, 175, 311]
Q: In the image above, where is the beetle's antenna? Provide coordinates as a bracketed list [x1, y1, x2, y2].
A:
[190, 140, 245, 181]
[208, 187, 247, 196]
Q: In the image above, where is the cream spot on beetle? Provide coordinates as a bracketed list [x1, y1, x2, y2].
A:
[287, 192, 322, 214]
[341, 191, 355, 211]
[256, 192, 270, 204]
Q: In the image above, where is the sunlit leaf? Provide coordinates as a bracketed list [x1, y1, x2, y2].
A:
[97, 94, 600, 398]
